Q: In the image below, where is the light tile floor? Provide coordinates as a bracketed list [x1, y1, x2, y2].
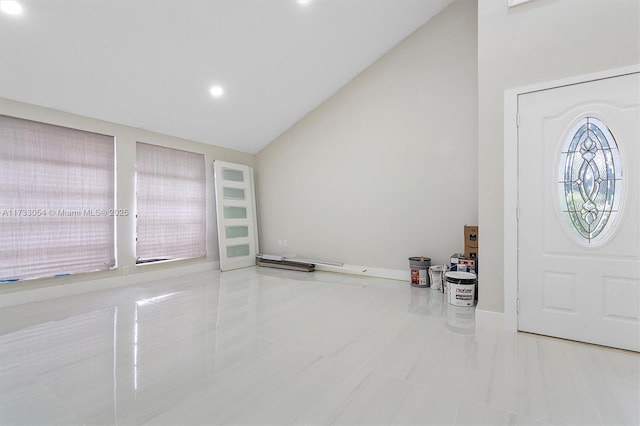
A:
[0, 268, 638, 425]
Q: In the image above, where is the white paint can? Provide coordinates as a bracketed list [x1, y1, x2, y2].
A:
[445, 271, 477, 307]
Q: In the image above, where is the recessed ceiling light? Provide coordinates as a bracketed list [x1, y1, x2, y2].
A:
[0, 0, 23, 15]
[209, 85, 225, 98]
[297, 0, 312, 5]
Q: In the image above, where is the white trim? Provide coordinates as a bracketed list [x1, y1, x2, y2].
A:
[0, 261, 219, 308]
[315, 264, 408, 282]
[249, 167, 260, 255]
[504, 87, 519, 332]
[504, 64, 640, 332]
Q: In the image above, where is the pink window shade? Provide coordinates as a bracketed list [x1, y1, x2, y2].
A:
[0, 115, 115, 281]
[135, 143, 206, 262]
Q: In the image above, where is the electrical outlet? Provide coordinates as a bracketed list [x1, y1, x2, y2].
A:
[278, 239, 283, 246]
[122, 266, 129, 275]
[283, 240, 288, 247]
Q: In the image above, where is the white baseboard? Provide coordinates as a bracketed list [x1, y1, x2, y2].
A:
[315, 263, 408, 282]
[0, 261, 220, 308]
[475, 308, 506, 330]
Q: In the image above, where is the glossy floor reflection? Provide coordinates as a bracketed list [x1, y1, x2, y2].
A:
[1, 268, 638, 425]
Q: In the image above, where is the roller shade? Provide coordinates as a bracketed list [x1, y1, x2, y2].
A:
[135, 142, 206, 262]
[0, 115, 115, 281]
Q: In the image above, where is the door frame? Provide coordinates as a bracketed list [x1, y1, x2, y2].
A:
[503, 64, 640, 332]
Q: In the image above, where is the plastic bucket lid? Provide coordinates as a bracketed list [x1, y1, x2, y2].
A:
[409, 257, 431, 268]
[445, 271, 476, 285]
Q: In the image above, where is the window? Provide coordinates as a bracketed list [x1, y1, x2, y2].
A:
[135, 143, 206, 262]
[558, 117, 622, 244]
[0, 115, 115, 281]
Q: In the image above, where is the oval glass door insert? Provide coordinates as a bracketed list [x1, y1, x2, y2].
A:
[558, 117, 622, 244]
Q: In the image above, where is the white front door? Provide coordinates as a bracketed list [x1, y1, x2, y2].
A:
[517, 72, 640, 351]
[213, 161, 259, 271]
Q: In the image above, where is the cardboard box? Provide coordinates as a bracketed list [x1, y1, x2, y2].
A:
[450, 253, 463, 271]
[457, 257, 477, 275]
[465, 246, 478, 259]
[464, 225, 478, 258]
[450, 253, 478, 276]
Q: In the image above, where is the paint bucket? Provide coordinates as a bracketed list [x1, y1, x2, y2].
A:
[408, 256, 431, 287]
[446, 271, 477, 307]
[428, 265, 444, 291]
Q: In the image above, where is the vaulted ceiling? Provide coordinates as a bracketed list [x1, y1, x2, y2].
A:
[0, 0, 453, 153]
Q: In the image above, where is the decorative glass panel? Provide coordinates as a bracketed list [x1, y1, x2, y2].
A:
[227, 244, 250, 258]
[225, 226, 248, 239]
[222, 169, 244, 182]
[558, 117, 622, 244]
[223, 187, 245, 200]
[223, 206, 247, 219]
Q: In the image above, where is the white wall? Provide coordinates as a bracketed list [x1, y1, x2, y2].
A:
[478, 0, 640, 313]
[0, 97, 254, 296]
[256, 0, 478, 273]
